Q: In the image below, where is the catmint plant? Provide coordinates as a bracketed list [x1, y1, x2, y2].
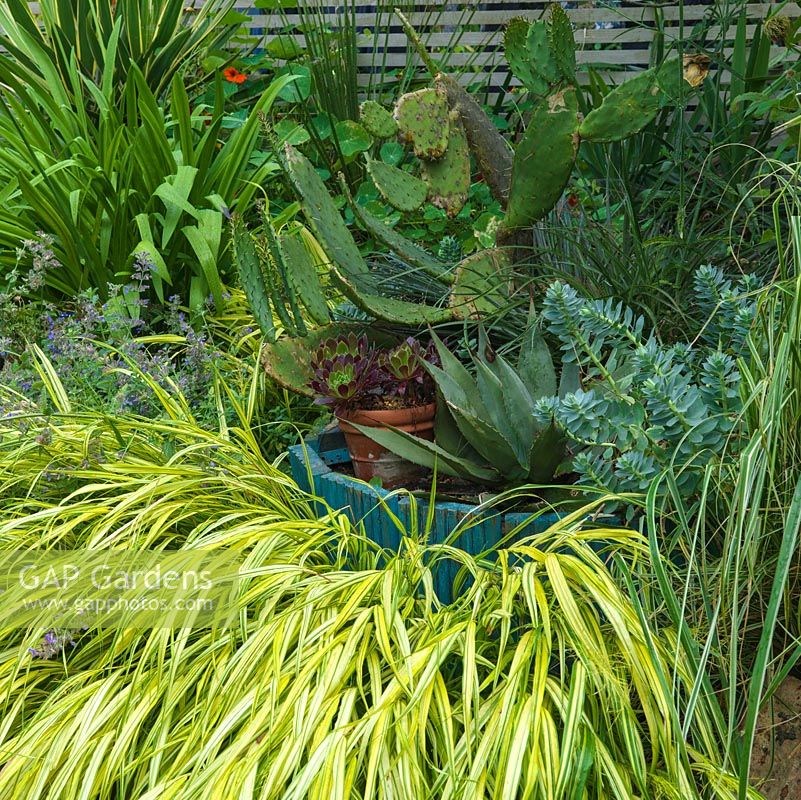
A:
[16, 231, 62, 293]
[0, 251, 227, 428]
[28, 628, 77, 660]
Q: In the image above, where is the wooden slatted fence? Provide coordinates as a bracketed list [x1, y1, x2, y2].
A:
[229, 1, 799, 92]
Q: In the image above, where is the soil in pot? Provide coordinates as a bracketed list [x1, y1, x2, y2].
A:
[336, 402, 436, 489]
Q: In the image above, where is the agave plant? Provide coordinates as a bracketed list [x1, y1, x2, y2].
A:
[356, 326, 571, 486]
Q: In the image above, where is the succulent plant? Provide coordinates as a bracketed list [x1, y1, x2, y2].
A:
[313, 332, 371, 363]
[366, 157, 428, 213]
[302, 333, 441, 412]
[437, 235, 463, 263]
[380, 337, 437, 403]
[235, 6, 708, 353]
[420, 115, 471, 216]
[532, 267, 764, 506]
[355, 326, 567, 486]
[308, 334, 379, 411]
[359, 99, 398, 139]
[393, 86, 450, 159]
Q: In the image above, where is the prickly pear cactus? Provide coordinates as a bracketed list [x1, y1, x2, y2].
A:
[579, 59, 684, 143]
[394, 86, 450, 159]
[450, 249, 511, 318]
[280, 232, 330, 325]
[277, 143, 373, 287]
[232, 4, 712, 354]
[258, 211, 307, 336]
[231, 214, 275, 341]
[420, 116, 471, 217]
[548, 4, 576, 82]
[505, 18, 547, 97]
[278, 144, 463, 325]
[505, 16, 564, 97]
[525, 19, 561, 88]
[366, 157, 428, 212]
[344, 182, 452, 280]
[504, 88, 580, 230]
[359, 100, 398, 139]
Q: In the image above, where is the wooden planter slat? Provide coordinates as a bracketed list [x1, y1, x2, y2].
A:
[289, 427, 569, 602]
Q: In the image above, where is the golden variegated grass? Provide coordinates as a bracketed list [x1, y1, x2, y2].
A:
[0, 368, 753, 799]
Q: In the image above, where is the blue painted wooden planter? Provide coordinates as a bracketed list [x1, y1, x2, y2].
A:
[289, 427, 570, 603]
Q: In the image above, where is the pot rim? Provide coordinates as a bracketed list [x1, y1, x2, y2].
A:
[336, 401, 437, 425]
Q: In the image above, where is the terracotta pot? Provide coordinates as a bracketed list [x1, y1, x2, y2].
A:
[336, 402, 436, 489]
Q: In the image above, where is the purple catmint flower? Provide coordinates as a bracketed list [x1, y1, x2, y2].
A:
[28, 628, 76, 660]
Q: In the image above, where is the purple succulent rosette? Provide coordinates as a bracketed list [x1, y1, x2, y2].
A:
[308, 334, 381, 412]
[379, 337, 438, 403]
[307, 334, 438, 411]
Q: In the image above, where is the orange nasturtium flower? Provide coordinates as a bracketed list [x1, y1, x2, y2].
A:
[223, 67, 247, 85]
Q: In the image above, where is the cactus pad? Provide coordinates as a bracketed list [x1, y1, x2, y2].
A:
[525, 19, 561, 88]
[436, 74, 513, 206]
[394, 87, 450, 160]
[450, 249, 511, 318]
[366, 157, 428, 212]
[579, 59, 685, 143]
[231, 215, 275, 341]
[280, 232, 330, 325]
[548, 4, 576, 82]
[279, 144, 373, 287]
[343, 183, 452, 281]
[421, 116, 471, 217]
[258, 215, 306, 337]
[359, 100, 398, 139]
[505, 17, 549, 96]
[330, 264, 455, 325]
[505, 14, 569, 97]
[262, 324, 366, 396]
[504, 87, 580, 230]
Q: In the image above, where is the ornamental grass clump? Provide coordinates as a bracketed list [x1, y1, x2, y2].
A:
[0, 368, 753, 798]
